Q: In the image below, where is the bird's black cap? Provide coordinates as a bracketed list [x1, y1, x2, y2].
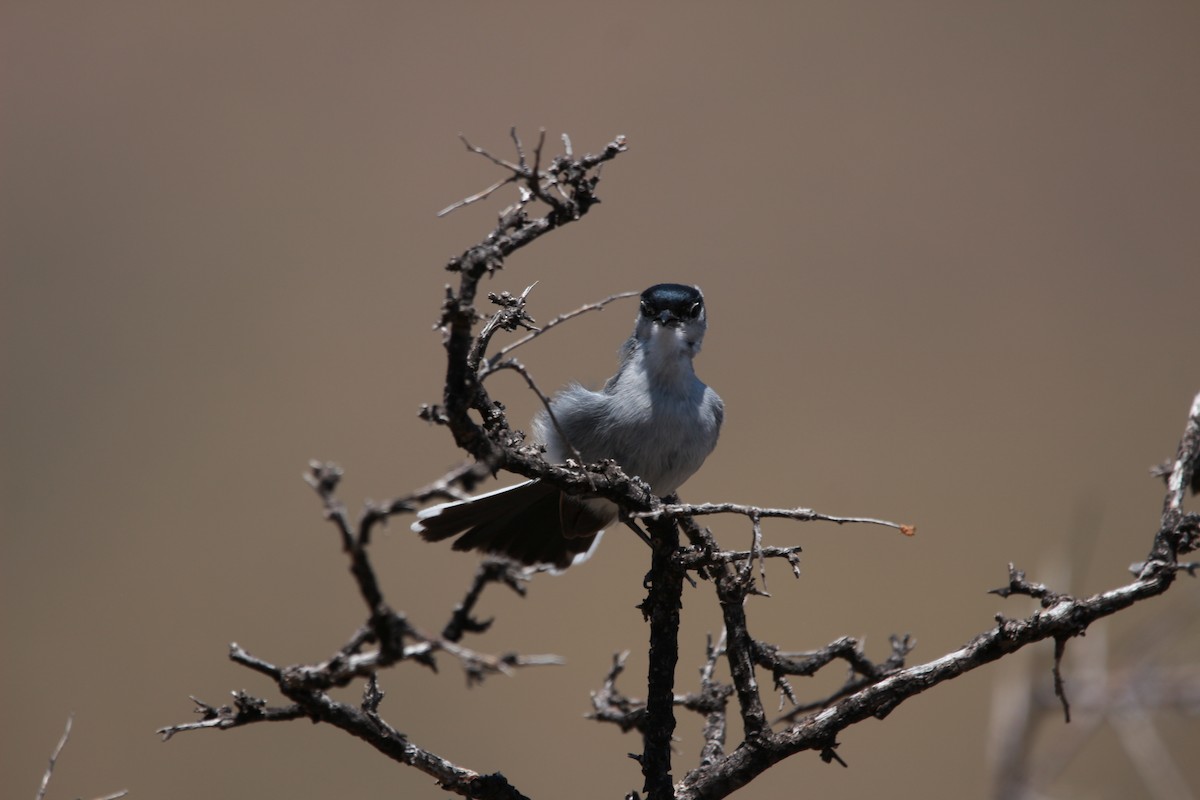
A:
[640, 284, 704, 320]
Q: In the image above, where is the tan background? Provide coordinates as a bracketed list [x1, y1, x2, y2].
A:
[3, 3, 1198, 799]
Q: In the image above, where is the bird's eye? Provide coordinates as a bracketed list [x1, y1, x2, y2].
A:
[640, 301, 654, 317]
[688, 301, 703, 318]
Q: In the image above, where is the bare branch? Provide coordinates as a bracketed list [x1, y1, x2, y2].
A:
[988, 563, 1067, 605]
[157, 694, 306, 740]
[588, 651, 645, 733]
[673, 391, 1200, 799]
[638, 502, 915, 537]
[677, 571, 1174, 798]
[1164, 391, 1200, 515]
[277, 680, 533, 800]
[457, 132, 523, 173]
[438, 176, 517, 218]
[162, 127, 1199, 800]
[767, 635, 914, 719]
[677, 544, 804, 577]
[1052, 635, 1071, 722]
[36, 714, 73, 800]
[484, 290, 639, 369]
[437, 133, 630, 501]
[164, 455, 562, 798]
[696, 631, 732, 767]
[1144, 391, 1200, 569]
[442, 558, 531, 643]
[38, 715, 128, 800]
[587, 641, 734, 750]
[640, 514, 685, 798]
[990, 610, 1200, 799]
[485, 357, 588, 467]
[468, 284, 541, 373]
[676, 516, 770, 745]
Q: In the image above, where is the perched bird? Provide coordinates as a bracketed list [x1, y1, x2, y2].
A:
[412, 283, 724, 570]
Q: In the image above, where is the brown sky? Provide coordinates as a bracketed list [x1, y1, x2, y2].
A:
[3, 3, 1198, 799]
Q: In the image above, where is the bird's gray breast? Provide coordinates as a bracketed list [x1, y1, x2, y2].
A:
[538, 375, 721, 495]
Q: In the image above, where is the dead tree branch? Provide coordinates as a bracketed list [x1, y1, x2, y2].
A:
[160, 129, 1198, 799]
[663, 391, 1200, 800]
[158, 460, 560, 797]
[640, 514, 686, 798]
[160, 132, 629, 799]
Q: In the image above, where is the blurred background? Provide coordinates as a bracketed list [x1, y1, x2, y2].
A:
[3, 3, 1198, 799]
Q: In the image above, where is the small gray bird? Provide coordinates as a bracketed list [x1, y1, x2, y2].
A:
[412, 283, 724, 570]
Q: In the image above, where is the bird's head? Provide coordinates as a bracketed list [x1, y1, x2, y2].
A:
[635, 283, 708, 358]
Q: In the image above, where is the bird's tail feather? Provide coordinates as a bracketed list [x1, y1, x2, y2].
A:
[411, 480, 611, 569]
[412, 480, 547, 542]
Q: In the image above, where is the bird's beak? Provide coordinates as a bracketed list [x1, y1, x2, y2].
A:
[656, 310, 682, 327]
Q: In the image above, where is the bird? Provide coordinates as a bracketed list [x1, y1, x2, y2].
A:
[411, 283, 724, 571]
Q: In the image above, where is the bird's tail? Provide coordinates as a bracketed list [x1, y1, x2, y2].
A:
[411, 480, 610, 570]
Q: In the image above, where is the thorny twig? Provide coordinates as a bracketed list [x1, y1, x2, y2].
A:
[485, 356, 588, 474]
[638, 502, 915, 537]
[484, 290, 640, 372]
[587, 640, 734, 741]
[442, 558, 530, 643]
